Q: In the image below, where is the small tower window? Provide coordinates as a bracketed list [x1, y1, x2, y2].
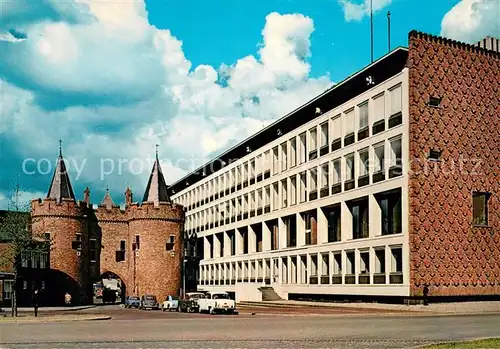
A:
[429, 96, 442, 107]
[134, 235, 140, 250]
[166, 235, 175, 251]
[428, 149, 442, 161]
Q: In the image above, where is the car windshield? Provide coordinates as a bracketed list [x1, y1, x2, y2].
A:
[212, 293, 229, 299]
[187, 294, 204, 299]
[129, 297, 139, 300]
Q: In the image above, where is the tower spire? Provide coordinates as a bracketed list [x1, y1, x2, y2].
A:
[143, 145, 170, 207]
[47, 140, 75, 203]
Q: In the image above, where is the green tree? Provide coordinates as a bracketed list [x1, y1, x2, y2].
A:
[0, 183, 51, 317]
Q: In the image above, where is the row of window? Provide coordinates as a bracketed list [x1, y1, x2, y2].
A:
[185, 136, 402, 234]
[199, 246, 403, 286]
[20, 251, 49, 269]
[174, 84, 403, 212]
[201, 189, 402, 260]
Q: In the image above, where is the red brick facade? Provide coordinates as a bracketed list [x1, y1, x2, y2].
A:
[31, 193, 185, 305]
[407, 31, 500, 297]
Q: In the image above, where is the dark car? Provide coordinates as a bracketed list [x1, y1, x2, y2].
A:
[124, 296, 140, 308]
[178, 292, 206, 313]
[139, 294, 159, 310]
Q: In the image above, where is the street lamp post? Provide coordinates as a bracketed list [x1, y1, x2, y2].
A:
[182, 259, 187, 298]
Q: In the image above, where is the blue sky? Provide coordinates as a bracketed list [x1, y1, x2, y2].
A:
[0, 0, 498, 208]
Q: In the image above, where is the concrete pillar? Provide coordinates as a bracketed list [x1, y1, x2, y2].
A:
[306, 254, 311, 284]
[248, 225, 256, 254]
[235, 228, 244, 255]
[278, 217, 287, 249]
[341, 201, 352, 241]
[341, 251, 347, 283]
[385, 245, 391, 284]
[204, 236, 211, 259]
[369, 194, 381, 237]
[369, 247, 376, 284]
[213, 234, 221, 258]
[223, 232, 231, 257]
[296, 213, 305, 246]
[263, 221, 271, 251]
[355, 249, 361, 284]
[317, 207, 328, 244]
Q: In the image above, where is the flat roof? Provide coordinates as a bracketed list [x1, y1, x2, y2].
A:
[169, 47, 409, 195]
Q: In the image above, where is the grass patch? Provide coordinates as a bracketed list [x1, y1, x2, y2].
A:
[422, 339, 500, 349]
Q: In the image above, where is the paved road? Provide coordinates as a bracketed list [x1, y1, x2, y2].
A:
[1, 306, 499, 349]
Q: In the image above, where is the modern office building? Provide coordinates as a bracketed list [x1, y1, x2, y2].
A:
[168, 31, 499, 302]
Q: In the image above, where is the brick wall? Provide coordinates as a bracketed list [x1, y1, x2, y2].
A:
[407, 31, 500, 297]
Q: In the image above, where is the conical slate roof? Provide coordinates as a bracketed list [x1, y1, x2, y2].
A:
[47, 143, 75, 202]
[143, 150, 170, 206]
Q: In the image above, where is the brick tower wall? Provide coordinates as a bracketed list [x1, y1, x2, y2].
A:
[128, 203, 184, 301]
[31, 198, 91, 304]
[407, 31, 500, 297]
[94, 207, 130, 287]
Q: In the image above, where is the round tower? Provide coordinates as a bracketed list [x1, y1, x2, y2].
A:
[30, 144, 91, 305]
[127, 149, 185, 300]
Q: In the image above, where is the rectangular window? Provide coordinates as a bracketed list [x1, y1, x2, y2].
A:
[289, 138, 297, 168]
[271, 183, 278, 210]
[345, 154, 355, 181]
[21, 252, 28, 268]
[344, 109, 355, 136]
[257, 189, 263, 210]
[299, 172, 307, 203]
[331, 115, 342, 150]
[321, 163, 329, 189]
[351, 199, 369, 239]
[358, 102, 369, 130]
[273, 146, 279, 175]
[373, 93, 385, 123]
[390, 85, 402, 116]
[309, 168, 317, 192]
[281, 142, 287, 172]
[332, 159, 341, 184]
[120, 240, 126, 251]
[320, 122, 329, 147]
[135, 235, 140, 250]
[309, 127, 317, 151]
[40, 252, 48, 269]
[256, 154, 263, 180]
[391, 247, 403, 273]
[4, 280, 13, 299]
[281, 179, 288, 208]
[290, 175, 297, 206]
[473, 192, 490, 226]
[389, 137, 402, 178]
[359, 149, 369, 177]
[264, 186, 270, 210]
[326, 206, 341, 242]
[250, 159, 256, 181]
[380, 190, 402, 235]
[264, 150, 271, 177]
[299, 132, 307, 164]
[333, 253, 342, 275]
[374, 143, 385, 173]
[346, 251, 355, 275]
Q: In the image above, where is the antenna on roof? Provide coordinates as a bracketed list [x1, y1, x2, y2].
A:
[370, 0, 374, 63]
[387, 11, 391, 53]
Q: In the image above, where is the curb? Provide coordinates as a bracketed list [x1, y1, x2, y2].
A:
[0, 315, 111, 323]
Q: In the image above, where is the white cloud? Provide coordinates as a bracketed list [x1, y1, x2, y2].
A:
[1, 2, 333, 204]
[441, 0, 500, 43]
[0, 190, 46, 210]
[339, 0, 392, 21]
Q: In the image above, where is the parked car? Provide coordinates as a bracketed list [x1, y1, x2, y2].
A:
[198, 291, 236, 314]
[139, 294, 159, 310]
[178, 292, 206, 313]
[161, 295, 179, 311]
[124, 296, 140, 308]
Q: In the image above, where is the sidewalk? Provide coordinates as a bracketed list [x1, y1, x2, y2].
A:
[0, 313, 110, 323]
[1, 305, 97, 313]
[238, 300, 500, 315]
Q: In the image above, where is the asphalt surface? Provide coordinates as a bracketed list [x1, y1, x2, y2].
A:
[1, 305, 499, 349]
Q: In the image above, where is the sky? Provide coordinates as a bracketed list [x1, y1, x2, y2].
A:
[0, 0, 498, 209]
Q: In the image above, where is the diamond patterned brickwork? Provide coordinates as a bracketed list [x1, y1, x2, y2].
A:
[407, 31, 500, 297]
